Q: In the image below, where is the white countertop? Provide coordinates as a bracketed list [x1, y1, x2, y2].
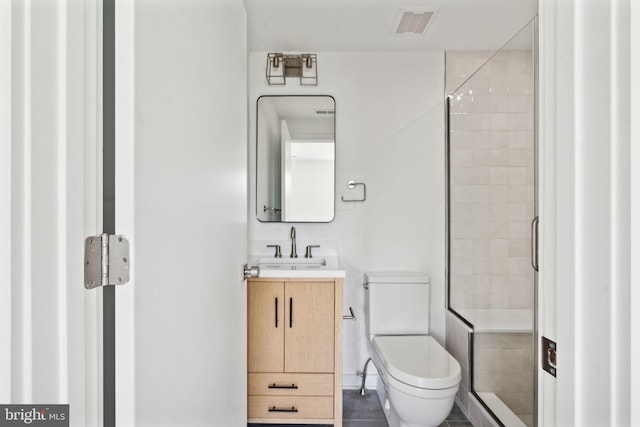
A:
[248, 255, 345, 278]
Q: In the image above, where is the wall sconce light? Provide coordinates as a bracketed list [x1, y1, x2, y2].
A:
[266, 53, 317, 86]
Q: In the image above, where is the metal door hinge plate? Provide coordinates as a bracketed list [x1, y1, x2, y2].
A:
[84, 234, 130, 289]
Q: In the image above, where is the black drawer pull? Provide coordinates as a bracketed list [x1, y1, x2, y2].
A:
[275, 297, 278, 328]
[268, 406, 298, 413]
[268, 383, 298, 389]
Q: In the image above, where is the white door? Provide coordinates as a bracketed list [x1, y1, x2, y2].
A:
[539, 1, 640, 425]
[1, 2, 102, 425]
[113, 1, 248, 426]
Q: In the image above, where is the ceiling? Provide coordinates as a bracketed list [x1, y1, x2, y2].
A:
[243, 0, 538, 53]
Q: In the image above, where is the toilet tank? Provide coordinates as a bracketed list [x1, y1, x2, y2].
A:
[364, 271, 430, 335]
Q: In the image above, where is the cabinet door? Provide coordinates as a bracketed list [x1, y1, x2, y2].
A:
[248, 281, 284, 372]
[285, 281, 335, 373]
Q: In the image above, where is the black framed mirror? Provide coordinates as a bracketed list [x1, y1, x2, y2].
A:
[256, 95, 336, 222]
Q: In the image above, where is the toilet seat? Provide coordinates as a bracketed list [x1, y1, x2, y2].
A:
[372, 335, 461, 390]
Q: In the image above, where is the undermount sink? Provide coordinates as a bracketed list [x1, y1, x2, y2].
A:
[249, 255, 344, 278]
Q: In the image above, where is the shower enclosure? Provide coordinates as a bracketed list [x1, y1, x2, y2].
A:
[446, 19, 537, 427]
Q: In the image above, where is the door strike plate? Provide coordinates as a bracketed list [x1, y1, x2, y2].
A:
[542, 336, 557, 377]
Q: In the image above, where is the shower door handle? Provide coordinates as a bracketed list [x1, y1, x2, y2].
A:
[531, 216, 539, 272]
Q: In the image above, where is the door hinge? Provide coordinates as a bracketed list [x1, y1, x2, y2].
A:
[84, 234, 130, 289]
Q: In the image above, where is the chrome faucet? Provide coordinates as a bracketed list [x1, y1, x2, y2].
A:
[290, 226, 297, 258]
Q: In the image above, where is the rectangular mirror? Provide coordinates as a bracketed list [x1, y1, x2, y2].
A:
[256, 95, 336, 222]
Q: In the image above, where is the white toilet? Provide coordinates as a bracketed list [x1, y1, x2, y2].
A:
[364, 271, 461, 427]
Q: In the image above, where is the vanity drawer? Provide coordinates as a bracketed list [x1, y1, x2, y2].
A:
[248, 373, 334, 396]
[248, 396, 333, 419]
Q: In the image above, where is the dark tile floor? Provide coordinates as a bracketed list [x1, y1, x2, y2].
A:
[343, 389, 387, 427]
[343, 389, 472, 427]
[250, 389, 472, 427]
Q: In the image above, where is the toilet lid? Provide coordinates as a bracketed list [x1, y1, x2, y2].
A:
[372, 335, 461, 390]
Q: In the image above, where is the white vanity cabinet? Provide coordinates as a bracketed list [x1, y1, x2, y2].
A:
[247, 277, 343, 426]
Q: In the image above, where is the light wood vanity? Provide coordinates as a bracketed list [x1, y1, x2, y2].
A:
[247, 277, 343, 426]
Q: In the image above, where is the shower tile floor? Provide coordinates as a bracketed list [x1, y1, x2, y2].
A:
[343, 389, 472, 427]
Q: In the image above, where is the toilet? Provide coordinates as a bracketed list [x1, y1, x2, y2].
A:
[364, 271, 461, 427]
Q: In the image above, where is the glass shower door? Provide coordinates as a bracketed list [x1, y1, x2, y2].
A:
[447, 19, 537, 427]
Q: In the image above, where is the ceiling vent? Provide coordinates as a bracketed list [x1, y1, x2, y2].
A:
[393, 8, 437, 34]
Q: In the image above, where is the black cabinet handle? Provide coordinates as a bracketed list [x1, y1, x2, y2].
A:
[275, 297, 278, 328]
[289, 297, 293, 328]
[268, 383, 298, 389]
[269, 406, 298, 413]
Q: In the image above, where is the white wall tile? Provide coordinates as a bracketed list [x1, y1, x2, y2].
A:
[473, 95, 493, 113]
[447, 50, 535, 311]
[508, 113, 529, 130]
[490, 257, 509, 275]
[491, 95, 510, 113]
[474, 131, 492, 149]
[453, 148, 474, 167]
[490, 202, 510, 222]
[473, 167, 492, 184]
[508, 202, 527, 220]
[490, 185, 508, 203]
[490, 149, 509, 166]
[490, 167, 509, 185]
[508, 239, 530, 257]
[509, 220, 530, 238]
[508, 185, 527, 203]
[473, 113, 493, 131]
[490, 239, 509, 257]
[508, 131, 528, 148]
[491, 113, 509, 131]
[473, 148, 492, 166]
[491, 131, 509, 149]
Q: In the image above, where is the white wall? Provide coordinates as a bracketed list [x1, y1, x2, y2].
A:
[248, 51, 445, 386]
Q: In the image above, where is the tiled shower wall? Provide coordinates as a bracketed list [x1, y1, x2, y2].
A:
[474, 332, 534, 424]
[446, 50, 535, 310]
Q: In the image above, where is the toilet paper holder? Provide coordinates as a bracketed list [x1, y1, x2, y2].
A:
[341, 180, 366, 202]
[342, 306, 356, 321]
